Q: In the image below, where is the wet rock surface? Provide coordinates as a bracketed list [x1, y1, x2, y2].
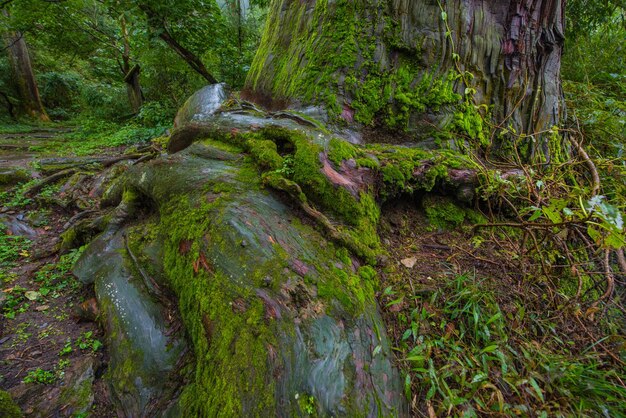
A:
[73, 230, 185, 417]
[85, 129, 407, 415]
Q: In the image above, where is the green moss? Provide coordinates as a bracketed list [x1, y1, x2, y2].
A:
[246, 138, 284, 170]
[245, 127, 382, 262]
[381, 164, 406, 188]
[157, 190, 278, 416]
[318, 265, 374, 314]
[452, 104, 489, 147]
[423, 195, 468, 230]
[0, 391, 22, 418]
[328, 138, 358, 166]
[199, 138, 244, 154]
[0, 168, 31, 186]
[355, 156, 379, 169]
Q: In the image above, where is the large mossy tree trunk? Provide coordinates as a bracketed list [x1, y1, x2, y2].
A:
[245, 0, 565, 157]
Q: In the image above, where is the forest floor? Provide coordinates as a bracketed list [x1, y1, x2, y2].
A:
[1, 126, 117, 416]
[0, 125, 623, 417]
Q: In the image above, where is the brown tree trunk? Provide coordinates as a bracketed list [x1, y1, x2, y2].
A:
[2, 13, 49, 122]
[245, 0, 565, 159]
[120, 15, 143, 114]
[123, 64, 143, 114]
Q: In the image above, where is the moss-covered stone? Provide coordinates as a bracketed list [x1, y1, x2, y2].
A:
[0, 168, 31, 186]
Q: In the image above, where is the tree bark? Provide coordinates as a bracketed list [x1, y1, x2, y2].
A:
[245, 0, 565, 156]
[0, 90, 17, 119]
[2, 12, 49, 122]
[120, 15, 143, 114]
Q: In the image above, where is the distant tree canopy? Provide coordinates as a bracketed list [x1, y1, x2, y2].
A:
[0, 0, 268, 121]
[567, 0, 625, 37]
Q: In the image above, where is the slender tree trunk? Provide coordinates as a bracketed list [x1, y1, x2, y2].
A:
[2, 11, 49, 122]
[120, 16, 143, 114]
[139, 5, 218, 84]
[245, 0, 565, 159]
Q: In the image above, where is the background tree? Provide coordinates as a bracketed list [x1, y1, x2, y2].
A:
[0, 0, 268, 123]
[1, 10, 49, 121]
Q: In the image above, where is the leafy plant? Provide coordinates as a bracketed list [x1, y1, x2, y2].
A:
[22, 358, 72, 385]
[22, 368, 56, 385]
[59, 339, 73, 356]
[76, 331, 102, 352]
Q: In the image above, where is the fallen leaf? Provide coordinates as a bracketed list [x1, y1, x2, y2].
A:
[25, 291, 41, 301]
[400, 257, 417, 268]
[35, 305, 49, 311]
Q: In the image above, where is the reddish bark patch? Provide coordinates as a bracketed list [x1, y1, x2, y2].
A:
[290, 258, 310, 277]
[178, 239, 192, 255]
[319, 153, 374, 197]
[192, 252, 213, 274]
[341, 104, 354, 123]
[231, 297, 248, 314]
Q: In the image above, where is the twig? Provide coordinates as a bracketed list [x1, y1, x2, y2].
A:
[575, 316, 625, 366]
[567, 135, 600, 197]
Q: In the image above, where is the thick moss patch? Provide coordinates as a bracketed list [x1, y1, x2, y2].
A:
[0, 390, 22, 418]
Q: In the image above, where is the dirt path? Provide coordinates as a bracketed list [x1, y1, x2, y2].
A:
[1, 127, 113, 416]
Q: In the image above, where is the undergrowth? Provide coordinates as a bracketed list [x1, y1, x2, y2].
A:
[385, 273, 626, 417]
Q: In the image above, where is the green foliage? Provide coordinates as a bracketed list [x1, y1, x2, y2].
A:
[76, 331, 102, 352]
[38, 71, 82, 120]
[1, 0, 268, 125]
[0, 232, 30, 270]
[396, 273, 626, 416]
[22, 368, 56, 385]
[58, 339, 73, 356]
[566, 0, 626, 38]
[22, 358, 71, 385]
[0, 390, 22, 418]
[58, 118, 166, 155]
[327, 138, 357, 166]
[296, 393, 317, 416]
[2, 248, 83, 319]
[33, 248, 84, 300]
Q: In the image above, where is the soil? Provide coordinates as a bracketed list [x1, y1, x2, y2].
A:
[0, 129, 115, 416]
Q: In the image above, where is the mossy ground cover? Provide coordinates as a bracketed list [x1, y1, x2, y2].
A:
[0, 119, 163, 158]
